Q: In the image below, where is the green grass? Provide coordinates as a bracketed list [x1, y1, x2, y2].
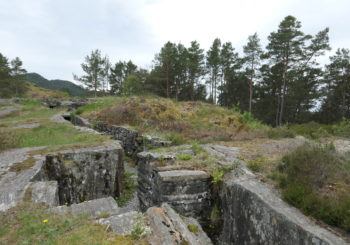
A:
[176, 154, 192, 161]
[19, 99, 43, 106]
[0, 203, 146, 245]
[0, 106, 60, 122]
[277, 142, 350, 232]
[0, 102, 109, 151]
[247, 154, 268, 172]
[13, 123, 106, 148]
[74, 97, 123, 116]
[116, 171, 137, 207]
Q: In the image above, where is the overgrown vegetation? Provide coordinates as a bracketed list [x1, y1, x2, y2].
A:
[0, 202, 147, 245]
[274, 143, 350, 232]
[247, 154, 269, 172]
[116, 171, 137, 207]
[81, 96, 269, 142]
[151, 143, 237, 183]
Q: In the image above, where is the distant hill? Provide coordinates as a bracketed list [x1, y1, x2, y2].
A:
[25, 73, 85, 97]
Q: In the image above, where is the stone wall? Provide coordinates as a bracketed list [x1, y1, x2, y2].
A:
[137, 152, 212, 219]
[37, 141, 124, 205]
[220, 169, 348, 245]
[94, 123, 143, 156]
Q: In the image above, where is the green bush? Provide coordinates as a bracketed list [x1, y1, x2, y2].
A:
[289, 122, 333, 139]
[240, 112, 265, 129]
[333, 119, 350, 137]
[165, 132, 187, 145]
[267, 126, 295, 139]
[278, 143, 350, 232]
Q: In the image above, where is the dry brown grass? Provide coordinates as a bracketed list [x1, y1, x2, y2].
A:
[92, 96, 266, 142]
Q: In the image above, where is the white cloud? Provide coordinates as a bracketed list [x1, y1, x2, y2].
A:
[0, 0, 349, 81]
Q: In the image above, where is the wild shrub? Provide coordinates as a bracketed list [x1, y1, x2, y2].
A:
[98, 104, 138, 126]
[333, 119, 350, 137]
[267, 126, 295, 139]
[278, 142, 350, 231]
[165, 132, 187, 145]
[289, 122, 333, 139]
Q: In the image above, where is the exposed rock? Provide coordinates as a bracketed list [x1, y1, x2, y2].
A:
[11, 123, 40, 129]
[182, 216, 213, 245]
[0, 99, 14, 104]
[146, 203, 212, 245]
[30, 181, 59, 207]
[202, 144, 241, 166]
[0, 98, 25, 105]
[220, 168, 348, 245]
[37, 141, 124, 204]
[61, 100, 87, 111]
[51, 197, 119, 218]
[70, 114, 92, 127]
[51, 112, 71, 124]
[0, 148, 45, 212]
[42, 99, 87, 110]
[0, 141, 124, 211]
[137, 151, 211, 219]
[43, 98, 61, 108]
[0, 106, 19, 118]
[143, 135, 172, 149]
[97, 211, 140, 235]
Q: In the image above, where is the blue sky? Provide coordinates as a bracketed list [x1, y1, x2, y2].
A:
[1, 0, 349, 82]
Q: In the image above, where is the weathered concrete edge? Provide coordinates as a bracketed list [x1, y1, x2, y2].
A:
[223, 172, 348, 245]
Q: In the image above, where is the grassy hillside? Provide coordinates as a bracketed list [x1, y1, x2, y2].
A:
[74, 96, 270, 143]
[25, 83, 69, 100]
[26, 73, 85, 97]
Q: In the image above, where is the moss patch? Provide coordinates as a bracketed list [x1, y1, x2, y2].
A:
[9, 157, 36, 174]
[187, 224, 199, 235]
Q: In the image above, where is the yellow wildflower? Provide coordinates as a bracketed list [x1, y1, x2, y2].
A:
[43, 219, 48, 223]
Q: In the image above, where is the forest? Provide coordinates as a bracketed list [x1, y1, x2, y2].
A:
[1, 15, 350, 126]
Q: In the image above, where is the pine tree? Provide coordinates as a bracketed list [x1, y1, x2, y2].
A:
[219, 41, 239, 106]
[74, 49, 105, 97]
[206, 38, 222, 104]
[187, 41, 205, 100]
[109, 61, 125, 94]
[10, 57, 27, 96]
[320, 48, 350, 123]
[153, 42, 178, 98]
[243, 33, 262, 113]
[265, 15, 330, 125]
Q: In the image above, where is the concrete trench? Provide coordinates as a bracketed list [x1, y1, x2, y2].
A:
[51, 113, 349, 244]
